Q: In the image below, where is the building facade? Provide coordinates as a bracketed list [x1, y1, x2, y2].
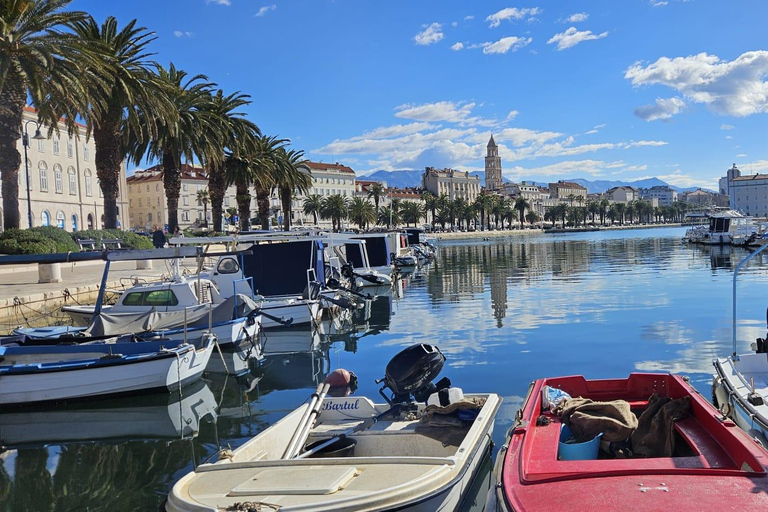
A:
[728, 173, 768, 216]
[485, 135, 502, 191]
[605, 186, 638, 203]
[639, 185, 677, 206]
[2, 106, 129, 231]
[718, 163, 741, 201]
[548, 181, 588, 203]
[422, 167, 481, 203]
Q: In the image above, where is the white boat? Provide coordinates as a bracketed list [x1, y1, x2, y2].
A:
[0, 334, 214, 406]
[352, 234, 393, 277]
[166, 344, 501, 512]
[712, 244, 768, 445]
[700, 209, 758, 245]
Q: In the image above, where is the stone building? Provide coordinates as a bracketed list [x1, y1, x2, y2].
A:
[485, 135, 502, 191]
[718, 163, 741, 201]
[3, 106, 129, 231]
[604, 186, 638, 203]
[127, 164, 241, 231]
[548, 181, 588, 203]
[727, 172, 768, 216]
[639, 185, 677, 206]
[422, 167, 481, 203]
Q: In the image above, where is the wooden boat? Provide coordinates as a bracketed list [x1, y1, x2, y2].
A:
[0, 334, 214, 406]
[167, 343, 502, 511]
[490, 373, 768, 511]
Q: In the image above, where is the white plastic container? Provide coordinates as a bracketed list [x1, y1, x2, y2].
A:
[427, 387, 464, 407]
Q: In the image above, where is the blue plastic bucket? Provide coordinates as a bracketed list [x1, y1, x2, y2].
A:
[558, 425, 602, 461]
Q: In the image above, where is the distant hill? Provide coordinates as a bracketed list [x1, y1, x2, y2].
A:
[359, 170, 708, 194]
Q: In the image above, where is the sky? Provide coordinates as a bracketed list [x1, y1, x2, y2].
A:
[72, 0, 768, 190]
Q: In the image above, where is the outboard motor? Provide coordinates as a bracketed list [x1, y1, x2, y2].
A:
[377, 344, 450, 405]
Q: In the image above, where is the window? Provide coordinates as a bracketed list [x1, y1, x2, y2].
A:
[148, 212, 153, 222]
[41, 210, 51, 226]
[121, 289, 179, 307]
[216, 258, 240, 274]
[83, 144, 89, 161]
[146, 184, 150, 192]
[183, 196, 189, 206]
[139, 199, 142, 207]
[224, 197, 230, 207]
[183, 184, 188, 192]
[182, 211, 190, 222]
[56, 210, 65, 229]
[72, 214, 78, 231]
[66, 138, 73, 158]
[156, 184, 159, 191]
[85, 170, 92, 196]
[68, 167, 76, 195]
[98, 179, 103, 197]
[54, 165, 63, 193]
[129, 199, 133, 208]
[37, 138, 45, 152]
[139, 213, 143, 225]
[87, 214, 94, 229]
[53, 136, 60, 155]
[157, 197, 161, 206]
[39, 162, 48, 191]
[147, 197, 150, 207]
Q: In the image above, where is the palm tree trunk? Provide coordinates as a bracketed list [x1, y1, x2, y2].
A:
[255, 184, 270, 230]
[236, 181, 250, 231]
[162, 150, 181, 233]
[93, 103, 123, 229]
[280, 186, 292, 231]
[209, 166, 226, 232]
[0, 72, 26, 230]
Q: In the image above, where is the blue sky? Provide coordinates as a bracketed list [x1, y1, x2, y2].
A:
[72, 0, 768, 189]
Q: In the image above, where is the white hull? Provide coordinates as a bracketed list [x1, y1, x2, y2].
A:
[713, 354, 768, 444]
[166, 393, 501, 512]
[259, 298, 321, 329]
[369, 265, 392, 277]
[353, 271, 392, 289]
[0, 341, 213, 405]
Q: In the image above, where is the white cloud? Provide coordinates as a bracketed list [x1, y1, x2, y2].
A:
[173, 30, 193, 38]
[205, 0, 230, 5]
[350, 122, 439, 140]
[254, 5, 276, 17]
[625, 51, 768, 117]
[585, 123, 606, 134]
[736, 153, 747, 158]
[414, 23, 444, 45]
[464, 15, 474, 21]
[451, 21, 458, 27]
[395, 101, 476, 123]
[486, 7, 542, 28]
[650, 0, 668, 6]
[725, 135, 733, 139]
[506, 110, 519, 120]
[451, 42, 464, 51]
[721, 124, 735, 130]
[638, 170, 715, 189]
[482, 36, 532, 54]
[503, 159, 627, 179]
[547, 26, 608, 50]
[565, 13, 588, 23]
[634, 97, 686, 121]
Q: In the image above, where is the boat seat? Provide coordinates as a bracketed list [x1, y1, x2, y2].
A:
[673, 417, 734, 468]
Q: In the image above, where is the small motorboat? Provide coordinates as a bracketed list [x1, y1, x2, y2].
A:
[491, 372, 768, 511]
[166, 344, 502, 512]
[0, 334, 214, 406]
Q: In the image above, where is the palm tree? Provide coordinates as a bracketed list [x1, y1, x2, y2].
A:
[613, 202, 627, 226]
[321, 194, 348, 232]
[73, 16, 172, 230]
[474, 193, 494, 231]
[138, 63, 216, 233]
[204, 89, 259, 232]
[401, 201, 424, 227]
[223, 145, 257, 231]
[599, 198, 610, 226]
[252, 135, 286, 229]
[348, 197, 376, 230]
[196, 188, 210, 227]
[587, 200, 599, 224]
[567, 193, 576, 206]
[273, 147, 310, 231]
[421, 191, 437, 227]
[525, 210, 541, 226]
[367, 183, 386, 214]
[514, 197, 530, 229]
[0, 0, 93, 229]
[378, 205, 402, 228]
[303, 194, 323, 225]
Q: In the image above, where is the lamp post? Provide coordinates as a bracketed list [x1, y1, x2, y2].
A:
[22, 121, 45, 228]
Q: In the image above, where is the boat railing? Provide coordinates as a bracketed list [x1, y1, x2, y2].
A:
[732, 242, 768, 358]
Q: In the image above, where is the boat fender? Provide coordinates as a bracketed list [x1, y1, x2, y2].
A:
[324, 368, 358, 389]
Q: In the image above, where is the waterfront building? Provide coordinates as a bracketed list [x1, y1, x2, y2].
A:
[639, 185, 677, 206]
[605, 186, 638, 203]
[2, 106, 129, 231]
[679, 188, 718, 207]
[728, 171, 768, 216]
[126, 164, 242, 231]
[718, 163, 740, 203]
[485, 135, 502, 191]
[422, 167, 481, 203]
[548, 181, 588, 204]
[504, 181, 556, 217]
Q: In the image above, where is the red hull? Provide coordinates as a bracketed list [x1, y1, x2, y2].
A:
[494, 373, 768, 512]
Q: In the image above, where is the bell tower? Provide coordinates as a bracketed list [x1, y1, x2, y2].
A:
[485, 135, 502, 191]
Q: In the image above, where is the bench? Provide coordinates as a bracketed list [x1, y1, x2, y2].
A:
[101, 239, 122, 250]
[76, 239, 97, 251]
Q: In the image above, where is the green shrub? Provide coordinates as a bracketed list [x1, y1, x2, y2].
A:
[71, 229, 153, 250]
[0, 227, 80, 254]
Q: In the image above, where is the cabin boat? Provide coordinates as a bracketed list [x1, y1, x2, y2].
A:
[0, 334, 214, 406]
[387, 232, 418, 270]
[700, 209, 758, 245]
[166, 344, 501, 512]
[352, 234, 393, 277]
[326, 237, 392, 289]
[491, 372, 768, 511]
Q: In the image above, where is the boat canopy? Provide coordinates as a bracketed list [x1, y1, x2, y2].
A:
[355, 236, 390, 267]
[240, 240, 325, 296]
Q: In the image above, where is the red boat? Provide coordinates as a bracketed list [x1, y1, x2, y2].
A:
[491, 373, 768, 511]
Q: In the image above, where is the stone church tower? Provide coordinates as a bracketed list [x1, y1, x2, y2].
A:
[485, 135, 502, 191]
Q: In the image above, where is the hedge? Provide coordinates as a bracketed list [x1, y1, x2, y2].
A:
[0, 227, 153, 255]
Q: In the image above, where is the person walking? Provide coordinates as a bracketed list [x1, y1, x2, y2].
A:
[152, 226, 166, 249]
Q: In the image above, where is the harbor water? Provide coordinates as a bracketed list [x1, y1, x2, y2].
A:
[3, 226, 768, 511]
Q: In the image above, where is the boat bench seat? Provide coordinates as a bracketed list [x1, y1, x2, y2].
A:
[673, 417, 734, 468]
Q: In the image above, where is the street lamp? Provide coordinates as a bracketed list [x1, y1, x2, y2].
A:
[22, 121, 45, 228]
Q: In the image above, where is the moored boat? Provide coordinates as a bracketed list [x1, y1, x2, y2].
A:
[491, 372, 768, 511]
[166, 344, 501, 512]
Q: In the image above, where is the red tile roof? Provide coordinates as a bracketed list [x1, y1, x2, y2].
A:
[303, 161, 355, 174]
[24, 105, 87, 130]
[127, 164, 208, 183]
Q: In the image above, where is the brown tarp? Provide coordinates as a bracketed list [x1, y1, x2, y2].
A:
[555, 397, 639, 443]
[630, 393, 691, 457]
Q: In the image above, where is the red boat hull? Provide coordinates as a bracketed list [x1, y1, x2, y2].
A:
[493, 373, 768, 511]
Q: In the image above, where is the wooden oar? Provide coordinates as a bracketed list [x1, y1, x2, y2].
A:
[283, 383, 330, 459]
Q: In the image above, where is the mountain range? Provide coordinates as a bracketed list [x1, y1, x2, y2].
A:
[361, 170, 707, 194]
